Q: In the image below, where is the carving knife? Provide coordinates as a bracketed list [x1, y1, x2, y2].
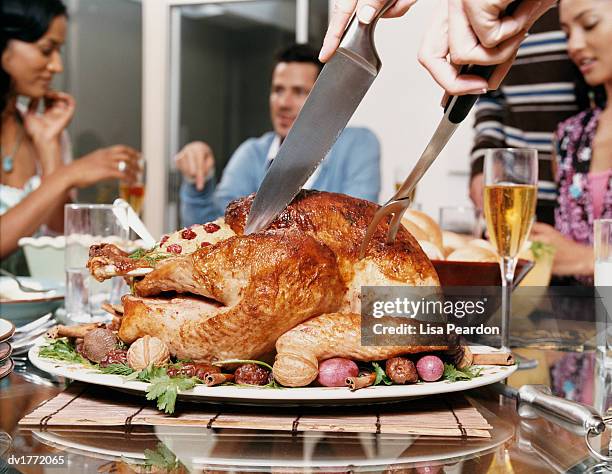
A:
[245, 0, 395, 234]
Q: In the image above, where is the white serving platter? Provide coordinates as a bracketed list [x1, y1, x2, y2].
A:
[30, 339, 516, 406]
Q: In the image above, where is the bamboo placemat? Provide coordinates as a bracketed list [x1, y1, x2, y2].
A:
[19, 383, 492, 438]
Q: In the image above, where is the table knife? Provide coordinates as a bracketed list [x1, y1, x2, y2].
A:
[492, 382, 606, 437]
[245, 0, 395, 234]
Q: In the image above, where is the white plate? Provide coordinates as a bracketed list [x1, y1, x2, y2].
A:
[30, 339, 517, 406]
[0, 318, 15, 343]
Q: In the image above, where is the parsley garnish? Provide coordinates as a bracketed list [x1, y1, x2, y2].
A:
[371, 362, 392, 386]
[443, 363, 483, 382]
[126, 364, 199, 414]
[143, 443, 184, 471]
[39, 338, 90, 366]
[146, 374, 199, 414]
[97, 363, 134, 376]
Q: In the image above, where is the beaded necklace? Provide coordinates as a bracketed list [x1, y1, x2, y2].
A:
[1, 113, 24, 173]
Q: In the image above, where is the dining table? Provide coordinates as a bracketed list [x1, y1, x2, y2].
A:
[1, 293, 611, 474]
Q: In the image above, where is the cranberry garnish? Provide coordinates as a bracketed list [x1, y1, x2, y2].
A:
[181, 228, 197, 240]
[166, 243, 182, 254]
[203, 223, 220, 233]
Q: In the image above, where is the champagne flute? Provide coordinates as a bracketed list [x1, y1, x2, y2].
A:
[484, 148, 538, 351]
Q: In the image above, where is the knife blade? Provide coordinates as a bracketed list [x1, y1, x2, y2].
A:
[245, 1, 395, 235]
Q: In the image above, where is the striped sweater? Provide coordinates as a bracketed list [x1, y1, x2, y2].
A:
[470, 7, 580, 225]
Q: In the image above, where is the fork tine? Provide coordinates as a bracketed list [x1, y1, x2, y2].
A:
[359, 205, 392, 259]
[386, 199, 411, 244]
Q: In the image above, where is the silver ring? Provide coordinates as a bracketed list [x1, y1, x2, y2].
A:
[117, 161, 127, 172]
[584, 418, 612, 463]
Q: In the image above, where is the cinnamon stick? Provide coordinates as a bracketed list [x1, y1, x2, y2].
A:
[205, 373, 234, 386]
[46, 323, 105, 339]
[473, 352, 514, 366]
[346, 372, 377, 391]
[100, 302, 124, 317]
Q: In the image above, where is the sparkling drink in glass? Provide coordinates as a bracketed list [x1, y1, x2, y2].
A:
[119, 158, 146, 215]
[484, 148, 538, 351]
[64, 204, 129, 322]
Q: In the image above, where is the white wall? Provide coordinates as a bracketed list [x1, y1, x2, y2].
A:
[347, 0, 475, 219]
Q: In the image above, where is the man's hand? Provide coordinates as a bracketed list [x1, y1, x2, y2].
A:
[174, 141, 215, 191]
[419, 0, 556, 94]
[319, 0, 417, 62]
[318, 0, 555, 95]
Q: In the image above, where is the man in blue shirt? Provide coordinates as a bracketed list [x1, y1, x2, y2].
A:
[176, 44, 381, 227]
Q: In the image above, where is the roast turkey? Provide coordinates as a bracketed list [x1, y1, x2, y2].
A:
[88, 190, 443, 364]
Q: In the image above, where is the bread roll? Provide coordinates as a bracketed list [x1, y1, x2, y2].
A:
[467, 239, 497, 253]
[403, 209, 443, 249]
[442, 231, 471, 254]
[401, 218, 428, 241]
[417, 240, 445, 261]
[447, 246, 499, 263]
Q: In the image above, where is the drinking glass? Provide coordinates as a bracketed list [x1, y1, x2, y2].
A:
[484, 149, 538, 351]
[64, 204, 129, 322]
[439, 206, 481, 237]
[595, 219, 612, 369]
[119, 158, 146, 216]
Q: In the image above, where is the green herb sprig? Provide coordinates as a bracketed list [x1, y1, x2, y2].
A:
[128, 248, 170, 266]
[97, 363, 135, 376]
[443, 363, 483, 382]
[39, 338, 90, 366]
[143, 442, 184, 471]
[371, 362, 392, 386]
[126, 364, 199, 414]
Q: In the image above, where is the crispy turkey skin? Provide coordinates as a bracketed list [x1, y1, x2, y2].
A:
[90, 191, 443, 366]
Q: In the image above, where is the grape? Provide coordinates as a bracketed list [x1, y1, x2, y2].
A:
[416, 355, 444, 382]
[316, 358, 358, 387]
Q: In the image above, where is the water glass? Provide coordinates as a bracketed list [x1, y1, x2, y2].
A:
[594, 219, 612, 368]
[64, 204, 129, 322]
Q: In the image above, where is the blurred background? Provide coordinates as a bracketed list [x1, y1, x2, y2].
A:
[55, 0, 474, 235]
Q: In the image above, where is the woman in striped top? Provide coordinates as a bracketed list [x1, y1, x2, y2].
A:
[530, 0, 612, 284]
[469, 7, 587, 226]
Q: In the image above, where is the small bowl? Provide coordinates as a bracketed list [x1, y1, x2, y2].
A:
[432, 259, 533, 287]
[0, 277, 64, 325]
[18, 236, 65, 285]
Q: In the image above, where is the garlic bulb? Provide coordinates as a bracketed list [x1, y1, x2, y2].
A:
[127, 335, 170, 370]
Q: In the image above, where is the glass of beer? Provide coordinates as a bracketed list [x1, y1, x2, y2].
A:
[484, 148, 538, 351]
[119, 158, 146, 215]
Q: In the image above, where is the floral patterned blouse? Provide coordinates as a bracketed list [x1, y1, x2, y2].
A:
[555, 108, 612, 283]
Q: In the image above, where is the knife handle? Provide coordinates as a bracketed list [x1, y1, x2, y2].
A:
[518, 385, 606, 436]
[443, 0, 522, 124]
[338, 0, 396, 71]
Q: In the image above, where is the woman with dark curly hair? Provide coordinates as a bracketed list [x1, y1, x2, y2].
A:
[0, 0, 140, 274]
